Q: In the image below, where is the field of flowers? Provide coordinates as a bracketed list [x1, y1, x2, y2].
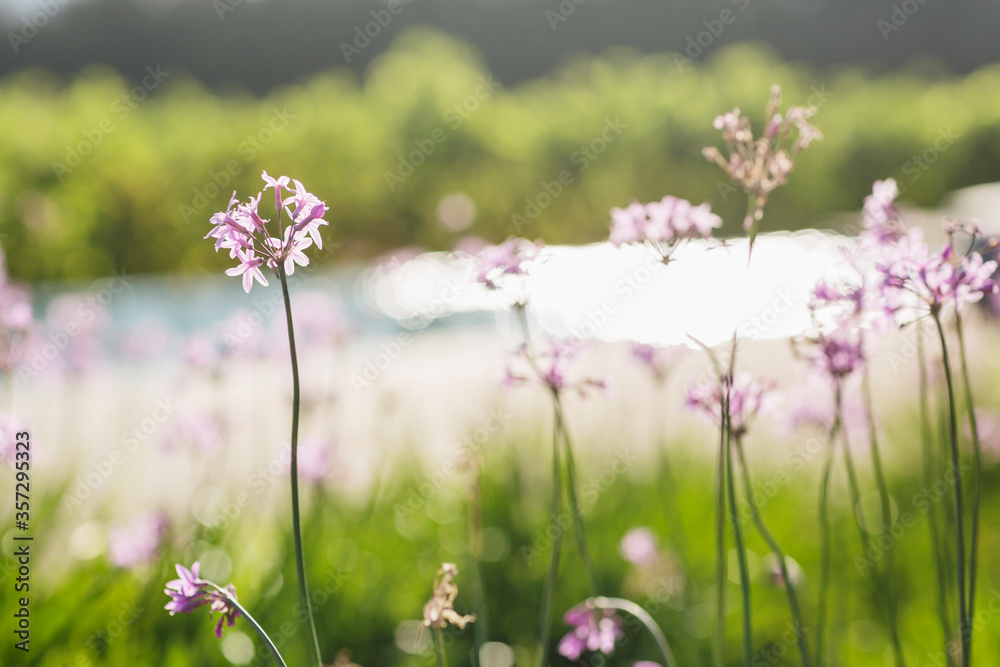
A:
[5, 59, 1000, 667]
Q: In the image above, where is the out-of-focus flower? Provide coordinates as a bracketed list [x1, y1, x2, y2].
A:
[685, 373, 774, 438]
[205, 172, 329, 293]
[290, 438, 335, 485]
[108, 512, 169, 568]
[702, 85, 820, 248]
[0, 279, 33, 375]
[42, 293, 109, 375]
[164, 562, 242, 638]
[965, 408, 1000, 464]
[557, 603, 624, 660]
[861, 179, 905, 245]
[475, 238, 543, 306]
[631, 343, 688, 383]
[291, 291, 352, 348]
[620, 527, 659, 566]
[761, 553, 805, 589]
[421, 563, 476, 631]
[161, 414, 224, 454]
[609, 197, 721, 264]
[504, 337, 607, 396]
[0, 412, 28, 466]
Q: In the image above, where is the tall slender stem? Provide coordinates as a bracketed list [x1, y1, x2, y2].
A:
[594, 596, 678, 667]
[433, 627, 448, 667]
[733, 437, 812, 667]
[918, 323, 953, 651]
[816, 382, 841, 666]
[933, 313, 969, 667]
[726, 425, 752, 666]
[861, 365, 906, 667]
[538, 399, 563, 667]
[713, 383, 728, 667]
[557, 393, 599, 598]
[955, 313, 981, 652]
[207, 583, 289, 667]
[278, 266, 323, 667]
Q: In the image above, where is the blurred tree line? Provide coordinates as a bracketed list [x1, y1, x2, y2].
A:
[3, 29, 1000, 281]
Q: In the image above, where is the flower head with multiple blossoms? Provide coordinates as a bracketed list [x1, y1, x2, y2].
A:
[609, 196, 722, 264]
[205, 171, 328, 293]
[630, 343, 689, 384]
[503, 337, 607, 396]
[420, 563, 476, 632]
[558, 602, 625, 660]
[475, 237, 544, 307]
[685, 372, 774, 439]
[164, 562, 241, 638]
[702, 85, 821, 247]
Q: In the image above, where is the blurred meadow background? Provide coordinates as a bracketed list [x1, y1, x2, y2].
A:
[4, 1, 1000, 666]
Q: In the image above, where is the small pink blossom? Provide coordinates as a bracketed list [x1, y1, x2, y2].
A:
[620, 527, 659, 566]
[558, 603, 624, 660]
[108, 512, 168, 568]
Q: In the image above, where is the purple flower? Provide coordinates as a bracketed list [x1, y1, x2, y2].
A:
[164, 562, 242, 638]
[0, 412, 28, 467]
[475, 237, 543, 299]
[504, 337, 607, 396]
[609, 197, 721, 263]
[206, 172, 328, 293]
[108, 512, 168, 568]
[558, 603, 624, 660]
[289, 438, 335, 485]
[631, 343, 688, 383]
[620, 527, 659, 566]
[861, 179, 905, 245]
[685, 373, 773, 438]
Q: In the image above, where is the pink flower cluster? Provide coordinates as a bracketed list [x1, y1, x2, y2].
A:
[475, 237, 543, 292]
[164, 562, 241, 638]
[558, 603, 624, 660]
[504, 337, 606, 396]
[685, 373, 773, 438]
[609, 196, 721, 262]
[206, 172, 329, 293]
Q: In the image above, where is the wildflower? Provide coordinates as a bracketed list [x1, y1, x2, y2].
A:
[703, 85, 820, 248]
[475, 237, 543, 306]
[206, 173, 329, 293]
[861, 179, 905, 245]
[685, 373, 773, 439]
[609, 197, 721, 264]
[421, 563, 476, 631]
[620, 527, 659, 566]
[631, 343, 688, 383]
[164, 562, 242, 638]
[504, 337, 607, 396]
[108, 512, 168, 569]
[557, 602, 624, 660]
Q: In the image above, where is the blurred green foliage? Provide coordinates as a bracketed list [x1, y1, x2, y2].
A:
[3, 28, 1000, 281]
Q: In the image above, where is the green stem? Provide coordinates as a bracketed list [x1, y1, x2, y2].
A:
[933, 312, 970, 667]
[557, 392, 599, 598]
[538, 399, 564, 667]
[861, 365, 906, 667]
[733, 437, 812, 667]
[955, 313, 981, 652]
[816, 382, 841, 666]
[723, 387, 752, 665]
[918, 324, 953, 650]
[594, 596, 678, 667]
[207, 583, 288, 667]
[278, 266, 323, 667]
[433, 627, 448, 667]
[714, 383, 728, 667]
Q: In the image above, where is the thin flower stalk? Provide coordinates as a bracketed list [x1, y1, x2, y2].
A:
[732, 436, 812, 667]
[724, 386, 753, 666]
[592, 596, 679, 667]
[934, 312, 970, 667]
[815, 384, 839, 667]
[918, 323, 953, 648]
[955, 313, 982, 648]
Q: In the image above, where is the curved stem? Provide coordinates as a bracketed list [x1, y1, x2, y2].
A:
[933, 313, 969, 667]
[279, 266, 323, 667]
[207, 583, 289, 667]
[733, 437, 812, 667]
[593, 596, 678, 667]
[955, 313, 981, 650]
[816, 382, 841, 666]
